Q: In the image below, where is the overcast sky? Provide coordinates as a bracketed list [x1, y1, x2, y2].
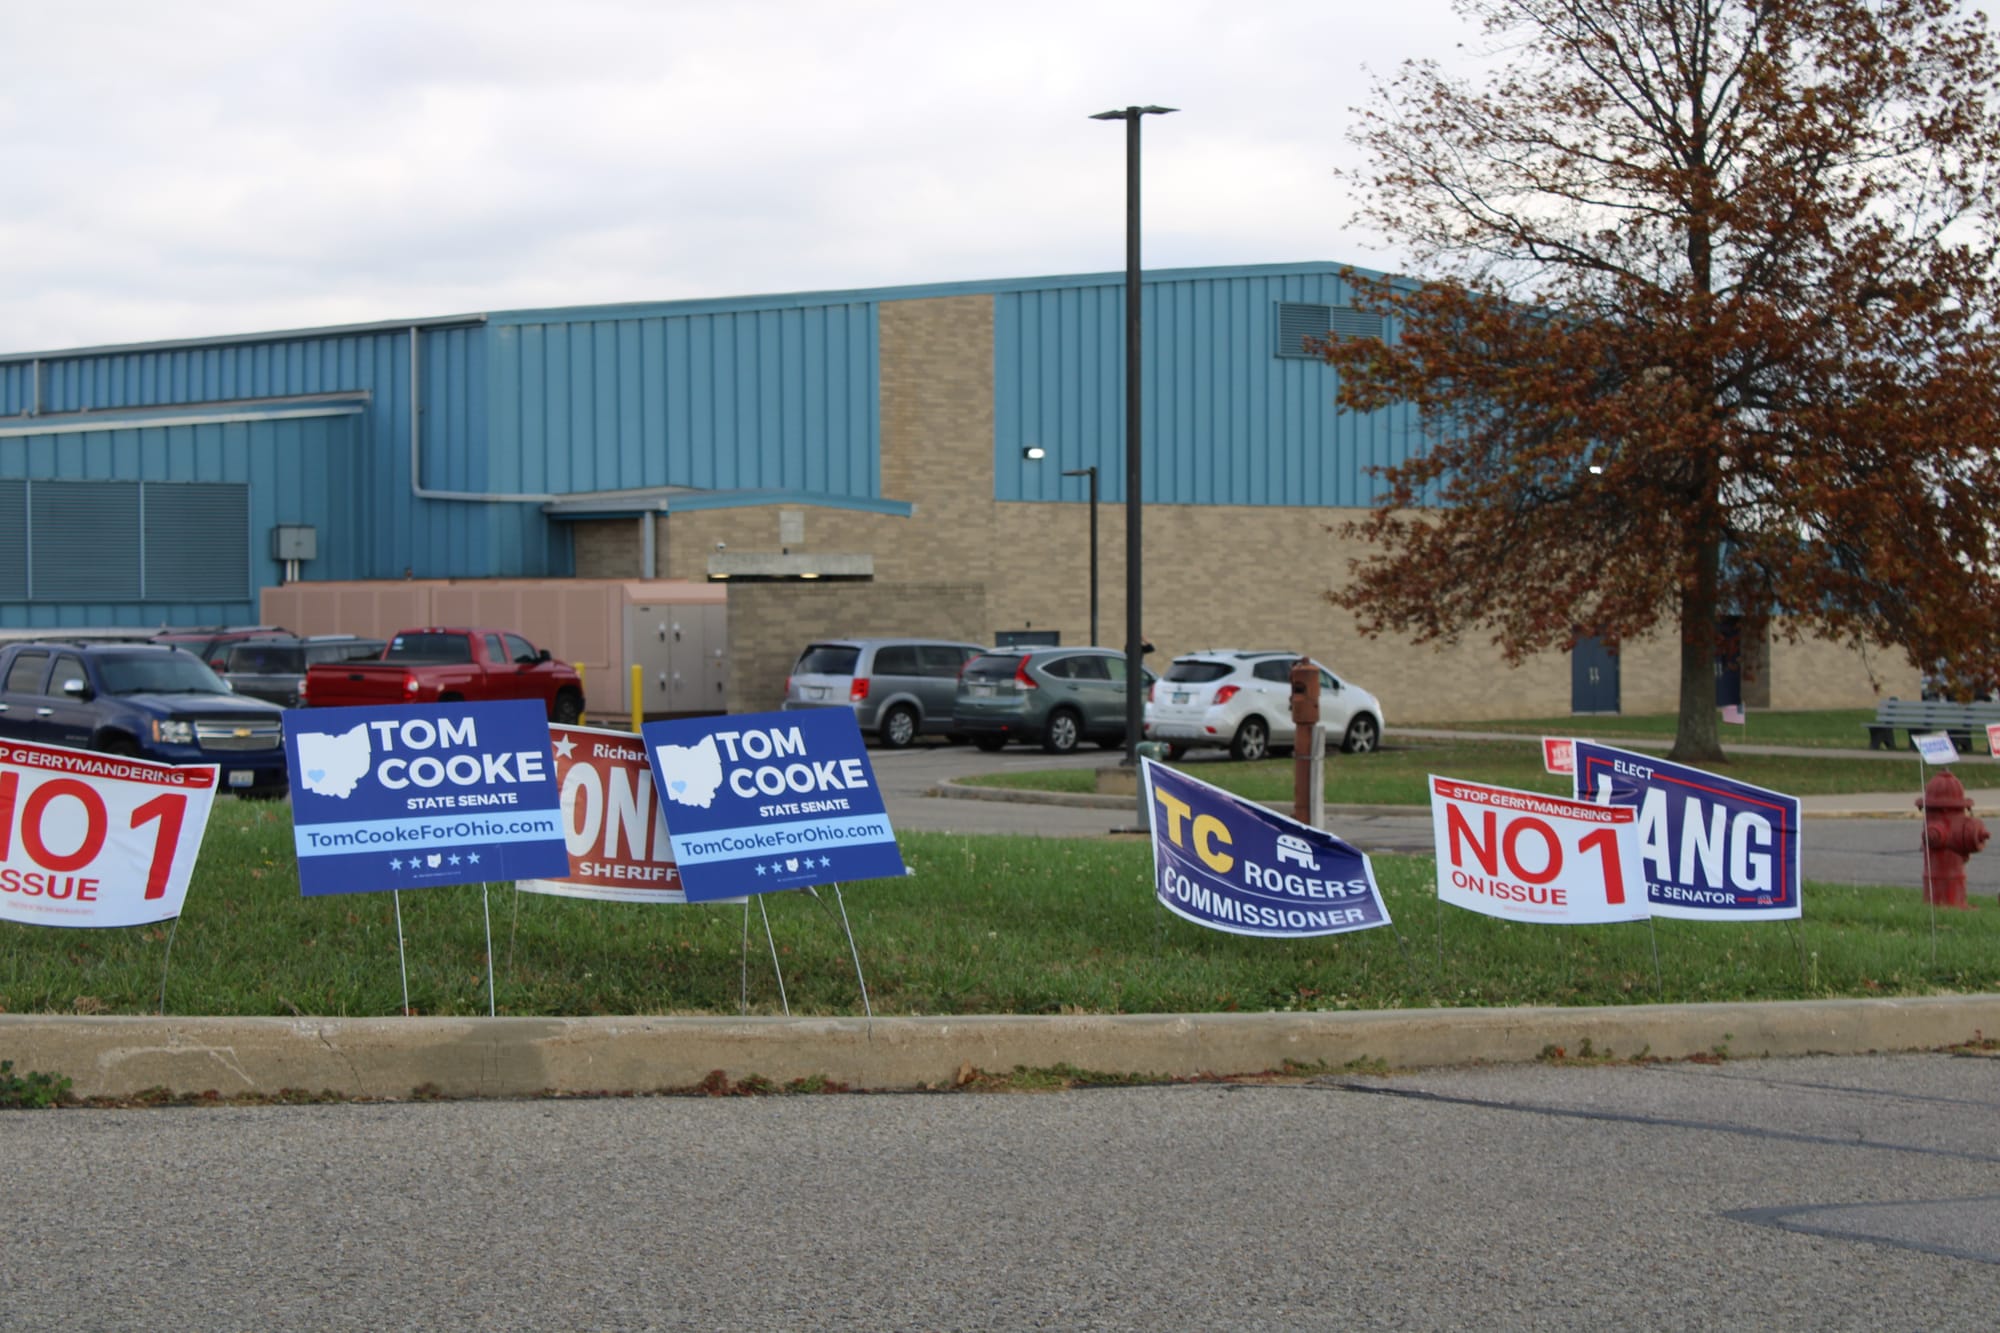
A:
[0, 0, 1475, 356]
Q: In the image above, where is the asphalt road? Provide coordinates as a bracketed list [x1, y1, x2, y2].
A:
[6, 1052, 1995, 1329]
[866, 741, 1965, 892]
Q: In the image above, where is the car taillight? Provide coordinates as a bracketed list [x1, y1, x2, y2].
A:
[850, 677, 870, 702]
[784, 676, 792, 694]
[1013, 660, 1037, 689]
[1215, 684, 1240, 705]
[297, 676, 308, 702]
[404, 673, 420, 696]
[1147, 681, 1155, 702]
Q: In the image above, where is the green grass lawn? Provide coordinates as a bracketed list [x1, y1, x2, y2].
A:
[2, 800, 1992, 1019]
[1404, 707, 1886, 749]
[968, 734, 1952, 806]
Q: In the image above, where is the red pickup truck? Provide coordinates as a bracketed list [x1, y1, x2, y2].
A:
[300, 627, 585, 722]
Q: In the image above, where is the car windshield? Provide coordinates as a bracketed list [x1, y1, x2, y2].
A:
[383, 633, 473, 664]
[962, 654, 1025, 680]
[1165, 661, 1234, 684]
[228, 644, 305, 673]
[98, 653, 231, 695]
[794, 645, 860, 675]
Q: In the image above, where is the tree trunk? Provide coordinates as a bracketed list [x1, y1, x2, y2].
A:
[1668, 535, 1725, 762]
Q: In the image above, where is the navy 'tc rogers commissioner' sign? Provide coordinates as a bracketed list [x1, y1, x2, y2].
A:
[284, 701, 569, 896]
[1144, 759, 1390, 938]
[643, 708, 904, 903]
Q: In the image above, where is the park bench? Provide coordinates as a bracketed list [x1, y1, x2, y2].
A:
[1865, 697, 2000, 752]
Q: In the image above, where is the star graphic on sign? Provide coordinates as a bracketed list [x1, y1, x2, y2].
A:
[770, 861, 785, 876]
[449, 854, 462, 866]
[755, 863, 767, 876]
[389, 858, 403, 871]
[552, 734, 577, 760]
[466, 852, 481, 865]
[819, 856, 832, 868]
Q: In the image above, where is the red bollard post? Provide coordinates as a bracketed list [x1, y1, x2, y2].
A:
[1918, 771, 1989, 909]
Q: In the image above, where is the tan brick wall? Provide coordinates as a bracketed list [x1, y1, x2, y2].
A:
[573, 519, 643, 578]
[580, 291, 1914, 725]
[726, 582, 988, 713]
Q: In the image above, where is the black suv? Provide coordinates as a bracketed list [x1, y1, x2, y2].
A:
[0, 641, 289, 797]
[222, 635, 386, 707]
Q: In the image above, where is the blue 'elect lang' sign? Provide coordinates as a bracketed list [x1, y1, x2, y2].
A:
[643, 708, 905, 903]
[1571, 740, 1801, 921]
[1145, 759, 1390, 938]
[285, 701, 569, 896]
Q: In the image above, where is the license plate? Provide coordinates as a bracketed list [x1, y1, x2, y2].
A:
[228, 770, 255, 788]
[806, 686, 827, 701]
[971, 683, 994, 697]
[1173, 692, 1190, 704]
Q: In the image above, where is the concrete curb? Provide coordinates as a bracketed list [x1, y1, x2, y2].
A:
[5, 996, 1996, 1100]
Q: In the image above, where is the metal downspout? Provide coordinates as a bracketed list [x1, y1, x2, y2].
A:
[408, 324, 557, 504]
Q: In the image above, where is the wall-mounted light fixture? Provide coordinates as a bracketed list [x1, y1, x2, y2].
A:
[1023, 445, 1046, 460]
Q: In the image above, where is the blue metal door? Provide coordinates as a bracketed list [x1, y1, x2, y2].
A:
[1571, 637, 1621, 714]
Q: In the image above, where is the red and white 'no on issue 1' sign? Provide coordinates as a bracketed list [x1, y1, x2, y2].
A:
[1428, 775, 1649, 924]
[0, 740, 220, 929]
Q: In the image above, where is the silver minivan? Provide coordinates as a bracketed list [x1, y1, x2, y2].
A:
[782, 637, 986, 747]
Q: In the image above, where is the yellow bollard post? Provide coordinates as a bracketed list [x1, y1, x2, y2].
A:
[630, 663, 643, 734]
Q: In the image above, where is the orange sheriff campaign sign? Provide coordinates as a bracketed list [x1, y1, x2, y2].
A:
[518, 724, 693, 904]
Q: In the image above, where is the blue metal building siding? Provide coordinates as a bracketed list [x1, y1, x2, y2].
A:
[0, 411, 363, 628]
[995, 267, 1418, 507]
[0, 323, 567, 609]
[485, 302, 879, 498]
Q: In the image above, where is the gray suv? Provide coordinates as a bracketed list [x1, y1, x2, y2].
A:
[782, 638, 986, 748]
[952, 646, 1153, 754]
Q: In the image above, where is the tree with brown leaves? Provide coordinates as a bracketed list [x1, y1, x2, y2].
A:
[1325, 0, 2000, 761]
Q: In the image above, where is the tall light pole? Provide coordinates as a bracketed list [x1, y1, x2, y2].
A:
[1060, 465, 1099, 645]
[1091, 103, 1174, 772]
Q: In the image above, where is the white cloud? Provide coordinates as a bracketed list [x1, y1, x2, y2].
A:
[0, 0, 1467, 353]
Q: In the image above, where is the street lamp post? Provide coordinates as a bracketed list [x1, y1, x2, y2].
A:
[1091, 103, 1174, 776]
[1060, 465, 1099, 645]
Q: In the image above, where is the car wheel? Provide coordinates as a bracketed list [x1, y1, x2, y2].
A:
[1167, 743, 1188, 761]
[95, 733, 140, 757]
[880, 704, 919, 749]
[973, 735, 1007, 752]
[552, 690, 583, 724]
[1041, 709, 1082, 754]
[1229, 716, 1271, 762]
[1342, 713, 1381, 754]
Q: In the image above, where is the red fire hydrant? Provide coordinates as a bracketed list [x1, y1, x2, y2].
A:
[1918, 771, 1989, 909]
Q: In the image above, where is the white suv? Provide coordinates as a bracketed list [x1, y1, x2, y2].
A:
[1144, 650, 1384, 761]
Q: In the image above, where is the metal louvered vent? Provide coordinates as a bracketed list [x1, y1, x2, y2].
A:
[1275, 302, 1385, 359]
[145, 482, 249, 600]
[1, 478, 250, 602]
[1275, 303, 1331, 358]
[0, 480, 24, 598]
[33, 481, 141, 599]
[1329, 307, 1385, 341]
